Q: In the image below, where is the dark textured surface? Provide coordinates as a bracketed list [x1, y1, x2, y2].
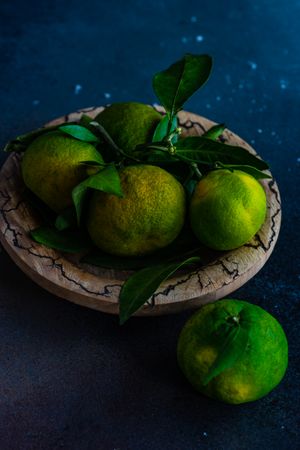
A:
[0, 1, 299, 449]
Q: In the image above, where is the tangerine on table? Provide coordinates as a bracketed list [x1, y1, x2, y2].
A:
[177, 299, 288, 404]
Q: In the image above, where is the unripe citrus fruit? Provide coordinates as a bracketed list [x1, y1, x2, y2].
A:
[86, 164, 186, 256]
[94, 102, 162, 153]
[21, 131, 104, 213]
[177, 299, 288, 404]
[189, 169, 267, 250]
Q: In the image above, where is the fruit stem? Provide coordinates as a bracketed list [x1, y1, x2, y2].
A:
[227, 315, 240, 326]
[166, 113, 175, 136]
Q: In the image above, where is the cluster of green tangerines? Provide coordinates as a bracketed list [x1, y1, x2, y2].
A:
[22, 102, 267, 256]
[19, 101, 287, 405]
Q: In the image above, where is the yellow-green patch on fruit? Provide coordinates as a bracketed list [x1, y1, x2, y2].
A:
[86, 164, 186, 256]
[189, 169, 267, 250]
[95, 102, 162, 153]
[21, 131, 104, 213]
[177, 299, 288, 404]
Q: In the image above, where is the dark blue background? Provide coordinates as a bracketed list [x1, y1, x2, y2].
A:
[1, 1, 299, 449]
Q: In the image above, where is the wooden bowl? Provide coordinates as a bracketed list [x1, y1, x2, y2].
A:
[0, 106, 281, 316]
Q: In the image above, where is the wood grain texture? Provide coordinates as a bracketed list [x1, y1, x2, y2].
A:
[0, 107, 281, 316]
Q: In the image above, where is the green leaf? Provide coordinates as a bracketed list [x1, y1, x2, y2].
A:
[55, 206, 77, 231]
[79, 160, 107, 167]
[132, 142, 170, 164]
[72, 165, 123, 225]
[202, 323, 249, 385]
[71, 187, 88, 226]
[175, 136, 269, 170]
[4, 121, 92, 153]
[88, 121, 123, 153]
[203, 123, 226, 141]
[146, 150, 176, 164]
[152, 54, 213, 116]
[4, 126, 59, 153]
[119, 256, 201, 325]
[30, 226, 92, 253]
[59, 124, 99, 143]
[152, 115, 178, 143]
[214, 163, 272, 180]
[79, 160, 108, 176]
[87, 121, 140, 163]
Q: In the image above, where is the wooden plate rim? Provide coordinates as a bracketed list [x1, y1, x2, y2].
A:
[0, 106, 281, 316]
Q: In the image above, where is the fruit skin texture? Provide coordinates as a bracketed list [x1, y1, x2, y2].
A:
[94, 102, 162, 153]
[21, 131, 104, 213]
[87, 164, 186, 256]
[177, 299, 288, 404]
[189, 169, 267, 250]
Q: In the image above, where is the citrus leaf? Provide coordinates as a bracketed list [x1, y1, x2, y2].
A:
[119, 256, 201, 325]
[152, 115, 178, 143]
[87, 121, 139, 162]
[152, 54, 213, 116]
[79, 165, 123, 195]
[215, 163, 272, 180]
[30, 226, 92, 253]
[55, 206, 77, 231]
[72, 187, 88, 226]
[133, 144, 173, 164]
[4, 125, 59, 153]
[4, 122, 90, 153]
[202, 324, 249, 385]
[79, 160, 109, 176]
[146, 150, 177, 164]
[203, 123, 226, 141]
[59, 124, 99, 143]
[72, 165, 123, 225]
[175, 136, 269, 170]
[88, 121, 123, 154]
[79, 114, 107, 141]
[78, 160, 107, 167]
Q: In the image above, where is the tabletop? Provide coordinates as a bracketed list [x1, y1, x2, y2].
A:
[0, 1, 299, 449]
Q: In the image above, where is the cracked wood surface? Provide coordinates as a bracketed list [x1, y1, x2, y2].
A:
[0, 107, 281, 316]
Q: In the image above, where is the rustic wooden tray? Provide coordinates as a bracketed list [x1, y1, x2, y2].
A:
[0, 107, 281, 316]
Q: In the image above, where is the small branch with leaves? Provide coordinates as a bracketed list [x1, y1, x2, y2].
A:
[4, 53, 272, 323]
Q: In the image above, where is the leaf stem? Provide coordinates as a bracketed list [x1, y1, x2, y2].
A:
[146, 144, 169, 152]
[166, 113, 175, 137]
[191, 163, 202, 179]
[89, 121, 140, 163]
